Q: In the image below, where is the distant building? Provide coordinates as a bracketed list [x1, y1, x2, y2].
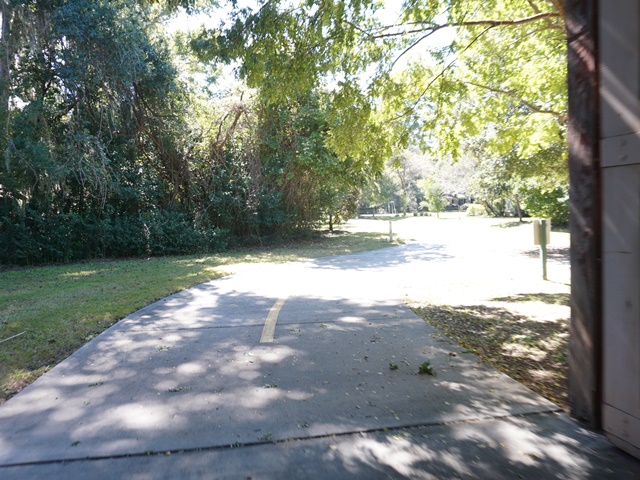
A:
[442, 193, 469, 210]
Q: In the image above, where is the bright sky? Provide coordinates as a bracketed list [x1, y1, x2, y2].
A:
[166, 0, 405, 34]
[164, 0, 454, 92]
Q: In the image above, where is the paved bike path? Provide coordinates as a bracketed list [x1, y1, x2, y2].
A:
[1, 243, 639, 478]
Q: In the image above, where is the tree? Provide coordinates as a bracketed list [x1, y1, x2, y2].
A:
[467, 137, 568, 223]
[0, 0, 571, 264]
[387, 152, 425, 215]
[419, 179, 448, 218]
[193, 1, 567, 177]
[1, 1, 190, 195]
[359, 171, 396, 215]
[0, 1, 229, 264]
[256, 91, 365, 233]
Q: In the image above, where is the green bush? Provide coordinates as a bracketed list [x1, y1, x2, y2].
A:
[146, 211, 230, 256]
[0, 209, 102, 264]
[100, 213, 148, 258]
[521, 186, 569, 226]
[465, 204, 488, 216]
[0, 208, 230, 266]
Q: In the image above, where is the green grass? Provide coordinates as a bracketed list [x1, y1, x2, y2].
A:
[0, 231, 398, 403]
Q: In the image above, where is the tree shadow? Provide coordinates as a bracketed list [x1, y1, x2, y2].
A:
[492, 293, 570, 306]
[307, 243, 453, 271]
[491, 220, 526, 228]
[0, 287, 557, 465]
[4, 412, 639, 479]
[412, 303, 569, 410]
[521, 247, 570, 263]
[1, 283, 638, 478]
[0, 239, 635, 480]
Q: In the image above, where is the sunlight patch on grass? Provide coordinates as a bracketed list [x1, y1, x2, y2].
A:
[59, 270, 100, 278]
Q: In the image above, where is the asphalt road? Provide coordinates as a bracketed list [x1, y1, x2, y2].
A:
[1, 218, 639, 479]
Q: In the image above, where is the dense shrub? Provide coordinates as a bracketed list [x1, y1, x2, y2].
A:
[521, 186, 569, 226]
[0, 11, 364, 267]
[0, 208, 229, 266]
[465, 204, 488, 216]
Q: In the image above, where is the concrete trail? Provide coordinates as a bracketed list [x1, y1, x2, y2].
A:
[1, 232, 639, 479]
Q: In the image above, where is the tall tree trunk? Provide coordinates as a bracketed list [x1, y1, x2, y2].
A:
[566, 0, 602, 428]
[481, 200, 496, 217]
[1, 2, 13, 171]
[513, 194, 523, 222]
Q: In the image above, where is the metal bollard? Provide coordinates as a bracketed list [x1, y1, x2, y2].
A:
[533, 219, 551, 280]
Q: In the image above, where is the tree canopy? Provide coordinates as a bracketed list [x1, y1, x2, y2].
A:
[195, 0, 566, 161]
[0, 0, 570, 265]
[193, 0, 568, 220]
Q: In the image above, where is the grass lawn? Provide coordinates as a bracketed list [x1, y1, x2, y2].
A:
[0, 231, 399, 403]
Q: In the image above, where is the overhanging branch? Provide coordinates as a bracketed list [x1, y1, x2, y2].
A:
[371, 12, 562, 40]
[389, 27, 494, 123]
[465, 80, 567, 121]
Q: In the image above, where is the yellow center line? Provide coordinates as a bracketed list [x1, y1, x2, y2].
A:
[260, 297, 287, 343]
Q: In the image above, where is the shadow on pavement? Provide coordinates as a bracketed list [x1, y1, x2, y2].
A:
[305, 243, 452, 271]
[1, 288, 558, 467]
[492, 292, 570, 306]
[1, 243, 638, 479]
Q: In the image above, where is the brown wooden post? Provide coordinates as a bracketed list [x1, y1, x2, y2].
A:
[565, 0, 602, 428]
